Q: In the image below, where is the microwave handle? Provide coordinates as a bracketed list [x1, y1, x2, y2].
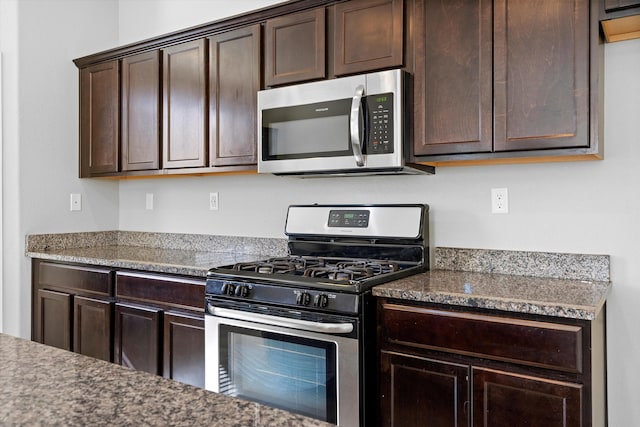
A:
[350, 85, 365, 167]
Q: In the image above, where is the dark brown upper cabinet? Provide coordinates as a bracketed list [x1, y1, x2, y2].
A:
[493, 0, 589, 153]
[264, 8, 326, 87]
[412, 0, 493, 157]
[411, 0, 601, 165]
[600, 0, 640, 42]
[162, 39, 208, 169]
[121, 51, 161, 171]
[333, 0, 404, 76]
[79, 60, 120, 177]
[209, 25, 261, 167]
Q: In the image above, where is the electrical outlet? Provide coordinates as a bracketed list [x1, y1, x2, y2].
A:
[70, 193, 82, 211]
[491, 188, 509, 214]
[209, 192, 219, 211]
[145, 193, 154, 210]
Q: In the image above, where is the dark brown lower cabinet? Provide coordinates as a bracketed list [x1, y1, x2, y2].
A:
[32, 260, 206, 389]
[377, 299, 607, 427]
[73, 295, 113, 361]
[163, 311, 205, 388]
[472, 367, 582, 427]
[380, 351, 468, 427]
[32, 260, 114, 362]
[36, 289, 73, 351]
[114, 303, 162, 375]
[115, 271, 205, 387]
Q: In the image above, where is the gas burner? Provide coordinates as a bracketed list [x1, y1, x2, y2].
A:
[335, 260, 399, 275]
[233, 260, 300, 274]
[303, 266, 375, 281]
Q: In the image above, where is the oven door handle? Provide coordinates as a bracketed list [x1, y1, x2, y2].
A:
[208, 305, 354, 334]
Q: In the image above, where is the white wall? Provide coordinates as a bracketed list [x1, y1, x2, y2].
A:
[118, 2, 640, 425]
[1, 0, 121, 338]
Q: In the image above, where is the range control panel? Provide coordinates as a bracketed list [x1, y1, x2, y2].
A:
[328, 210, 370, 228]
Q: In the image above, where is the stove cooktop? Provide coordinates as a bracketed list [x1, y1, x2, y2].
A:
[205, 204, 429, 314]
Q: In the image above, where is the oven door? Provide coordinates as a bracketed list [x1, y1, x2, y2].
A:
[205, 305, 359, 427]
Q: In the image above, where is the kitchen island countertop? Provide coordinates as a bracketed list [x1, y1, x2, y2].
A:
[0, 333, 333, 426]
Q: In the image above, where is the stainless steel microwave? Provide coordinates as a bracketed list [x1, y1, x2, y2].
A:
[257, 69, 434, 176]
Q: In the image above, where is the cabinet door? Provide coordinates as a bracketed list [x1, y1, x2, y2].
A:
[209, 26, 260, 167]
[121, 50, 160, 171]
[472, 367, 582, 427]
[380, 351, 469, 427]
[36, 289, 72, 351]
[163, 311, 204, 388]
[114, 303, 161, 375]
[163, 39, 208, 169]
[74, 296, 113, 362]
[79, 60, 119, 176]
[333, 0, 404, 76]
[412, 0, 492, 156]
[604, 0, 640, 11]
[493, 0, 589, 152]
[265, 8, 326, 86]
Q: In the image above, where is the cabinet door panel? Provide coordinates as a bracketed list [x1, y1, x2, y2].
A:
[265, 8, 326, 86]
[114, 303, 161, 375]
[74, 296, 113, 362]
[122, 50, 160, 171]
[37, 261, 112, 297]
[604, 0, 640, 11]
[473, 367, 582, 427]
[380, 302, 583, 373]
[380, 351, 469, 427]
[412, 0, 492, 156]
[209, 26, 260, 167]
[334, 0, 404, 76]
[163, 311, 204, 388]
[115, 271, 205, 311]
[36, 289, 72, 351]
[163, 39, 208, 168]
[494, 0, 589, 151]
[80, 60, 119, 176]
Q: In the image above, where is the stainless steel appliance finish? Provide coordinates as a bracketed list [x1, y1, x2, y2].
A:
[257, 69, 434, 176]
[204, 204, 429, 426]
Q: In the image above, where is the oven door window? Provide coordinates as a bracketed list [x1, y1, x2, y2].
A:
[218, 325, 337, 423]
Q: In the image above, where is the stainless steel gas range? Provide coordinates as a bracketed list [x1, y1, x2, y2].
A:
[204, 204, 429, 427]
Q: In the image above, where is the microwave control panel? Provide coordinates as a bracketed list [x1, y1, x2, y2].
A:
[366, 93, 394, 154]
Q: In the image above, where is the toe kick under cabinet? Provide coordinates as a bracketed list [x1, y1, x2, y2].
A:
[32, 260, 205, 388]
[377, 299, 607, 427]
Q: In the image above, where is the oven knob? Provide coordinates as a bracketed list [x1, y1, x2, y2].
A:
[235, 285, 250, 298]
[296, 292, 311, 306]
[314, 294, 329, 308]
[221, 283, 236, 296]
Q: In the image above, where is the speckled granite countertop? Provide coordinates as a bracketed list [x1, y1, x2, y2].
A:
[0, 333, 332, 426]
[26, 232, 611, 320]
[25, 231, 288, 277]
[373, 248, 611, 320]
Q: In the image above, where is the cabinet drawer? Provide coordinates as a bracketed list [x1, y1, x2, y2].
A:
[116, 272, 205, 311]
[37, 261, 113, 297]
[380, 302, 583, 373]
